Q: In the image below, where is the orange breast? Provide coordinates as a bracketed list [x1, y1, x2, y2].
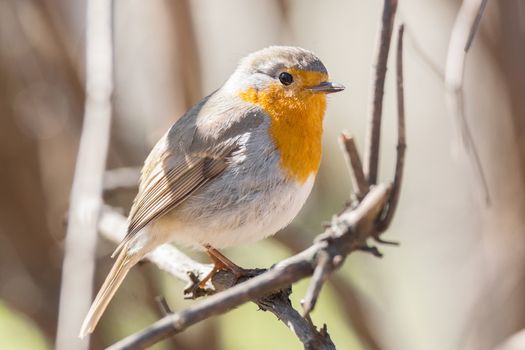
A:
[239, 71, 327, 183]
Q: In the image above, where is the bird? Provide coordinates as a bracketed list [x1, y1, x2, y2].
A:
[79, 45, 344, 338]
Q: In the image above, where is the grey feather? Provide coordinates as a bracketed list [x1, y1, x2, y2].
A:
[113, 91, 265, 256]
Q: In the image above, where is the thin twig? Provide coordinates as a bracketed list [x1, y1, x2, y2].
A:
[155, 296, 174, 316]
[104, 167, 141, 191]
[405, 29, 445, 80]
[55, 0, 113, 349]
[465, 0, 489, 51]
[378, 24, 406, 232]
[301, 250, 332, 317]
[445, 0, 491, 204]
[363, 0, 398, 185]
[105, 185, 390, 350]
[340, 133, 368, 199]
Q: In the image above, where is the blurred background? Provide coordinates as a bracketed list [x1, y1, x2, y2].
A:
[1, 0, 525, 349]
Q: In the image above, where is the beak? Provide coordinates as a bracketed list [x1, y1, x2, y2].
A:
[308, 81, 345, 94]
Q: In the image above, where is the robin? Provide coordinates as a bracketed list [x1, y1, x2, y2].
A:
[79, 46, 344, 337]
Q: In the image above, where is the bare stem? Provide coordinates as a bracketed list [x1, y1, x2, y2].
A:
[465, 0, 489, 52]
[363, 0, 398, 185]
[301, 250, 332, 316]
[340, 133, 369, 199]
[55, 1, 113, 349]
[378, 24, 406, 232]
[445, 0, 491, 204]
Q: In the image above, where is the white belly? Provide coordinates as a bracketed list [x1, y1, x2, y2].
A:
[147, 175, 315, 250]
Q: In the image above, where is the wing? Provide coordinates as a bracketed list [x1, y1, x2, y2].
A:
[129, 148, 233, 235]
[112, 143, 236, 256]
[112, 92, 264, 256]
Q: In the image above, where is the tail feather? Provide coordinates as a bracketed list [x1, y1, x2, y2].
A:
[79, 244, 133, 338]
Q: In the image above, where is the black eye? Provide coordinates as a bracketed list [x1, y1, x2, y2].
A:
[279, 72, 294, 86]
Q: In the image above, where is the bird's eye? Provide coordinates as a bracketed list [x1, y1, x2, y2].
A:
[278, 72, 294, 86]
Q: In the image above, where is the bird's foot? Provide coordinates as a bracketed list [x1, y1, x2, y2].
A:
[183, 271, 215, 299]
[184, 246, 264, 299]
[198, 246, 249, 287]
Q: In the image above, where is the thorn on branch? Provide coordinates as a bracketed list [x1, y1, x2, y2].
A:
[320, 324, 331, 340]
[373, 236, 400, 246]
[358, 245, 383, 258]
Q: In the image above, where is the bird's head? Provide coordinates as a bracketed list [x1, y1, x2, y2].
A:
[224, 46, 345, 182]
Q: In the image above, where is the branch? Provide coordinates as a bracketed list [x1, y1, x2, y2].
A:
[445, 0, 491, 204]
[301, 250, 331, 317]
[405, 29, 445, 80]
[305, 26, 408, 319]
[55, 1, 113, 349]
[104, 167, 141, 192]
[103, 185, 390, 350]
[339, 133, 368, 200]
[155, 296, 174, 316]
[363, 0, 398, 185]
[275, 232, 383, 350]
[255, 288, 335, 350]
[464, 0, 488, 52]
[378, 23, 406, 232]
[98, 207, 336, 350]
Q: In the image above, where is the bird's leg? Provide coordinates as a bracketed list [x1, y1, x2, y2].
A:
[206, 246, 246, 276]
[198, 245, 246, 288]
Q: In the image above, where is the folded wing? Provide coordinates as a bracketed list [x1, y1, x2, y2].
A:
[113, 142, 236, 257]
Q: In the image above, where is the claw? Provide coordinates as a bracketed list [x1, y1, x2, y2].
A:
[183, 271, 213, 299]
